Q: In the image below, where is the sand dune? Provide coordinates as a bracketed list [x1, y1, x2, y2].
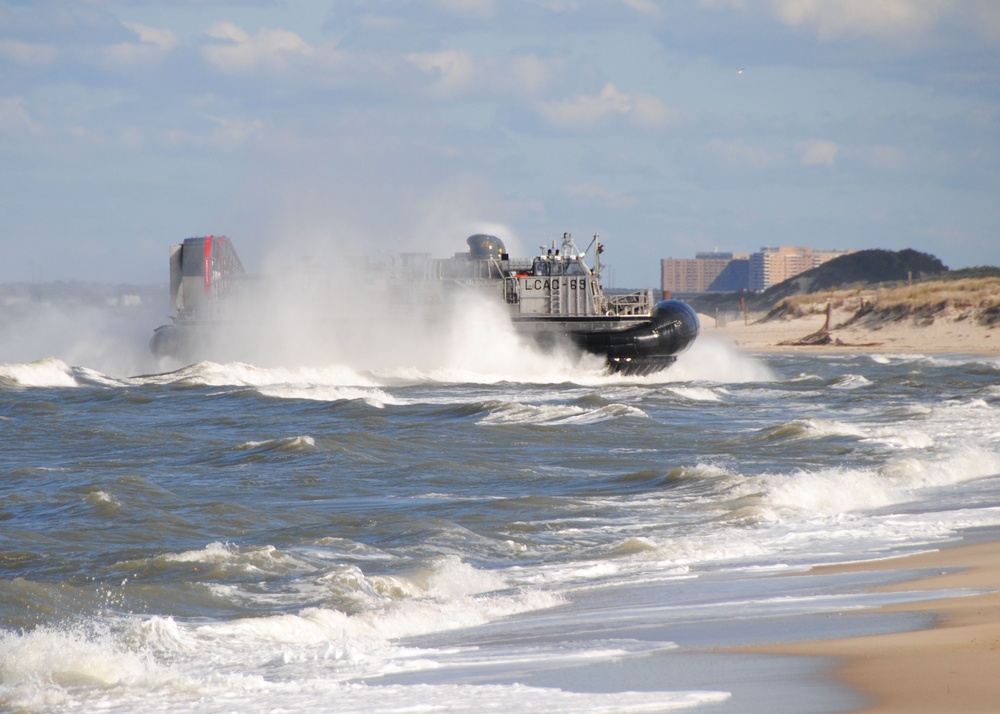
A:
[705, 306, 999, 356]
[700, 276, 1000, 356]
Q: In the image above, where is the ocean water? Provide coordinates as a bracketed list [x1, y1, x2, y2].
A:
[2, 321, 1000, 712]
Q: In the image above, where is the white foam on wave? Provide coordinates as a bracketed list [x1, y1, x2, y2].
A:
[668, 462, 734, 483]
[0, 619, 728, 714]
[256, 384, 396, 407]
[797, 386, 1000, 453]
[767, 411, 970, 452]
[0, 545, 617, 714]
[831, 373, 872, 389]
[882, 447, 1000, 490]
[138, 361, 372, 388]
[137, 355, 609, 402]
[764, 418, 868, 442]
[862, 425, 935, 449]
[123, 542, 317, 584]
[929, 395, 1000, 444]
[754, 467, 900, 518]
[729, 445, 1000, 526]
[651, 536, 772, 570]
[134, 361, 400, 406]
[478, 401, 646, 426]
[71, 366, 126, 387]
[109, 546, 565, 679]
[0, 623, 184, 712]
[869, 353, 1000, 371]
[666, 386, 725, 402]
[0, 358, 78, 387]
[788, 373, 824, 387]
[237, 435, 316, 451]
[0, 544, 612, 712]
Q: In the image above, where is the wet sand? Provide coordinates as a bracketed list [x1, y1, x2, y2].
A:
[744, 539, 1000, 713]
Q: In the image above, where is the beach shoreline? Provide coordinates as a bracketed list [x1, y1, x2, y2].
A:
[734, 535, 1000, 713]
[706, 315, 1000, 711]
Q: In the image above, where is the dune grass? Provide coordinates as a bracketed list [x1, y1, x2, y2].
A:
[772, 277, 1000, 327]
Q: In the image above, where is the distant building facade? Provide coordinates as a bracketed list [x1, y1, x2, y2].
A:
[661, 252, 749, 293]
[748, 246, 853, 291]
[662, 246, 853, 294]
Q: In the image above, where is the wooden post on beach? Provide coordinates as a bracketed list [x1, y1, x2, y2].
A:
[740, 296, 747, 325]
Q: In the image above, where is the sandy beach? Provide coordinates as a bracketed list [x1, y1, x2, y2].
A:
[740, 539, 1000, 713]
[710, 310, 1000, 712]
[705, 307, 1000, 356]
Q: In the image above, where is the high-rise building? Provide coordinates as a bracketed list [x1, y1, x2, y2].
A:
[748, 246, 853, 291]
[662, 246, 853, 294]
[661, 252, 749, 293]
[705, 255, 750, 292]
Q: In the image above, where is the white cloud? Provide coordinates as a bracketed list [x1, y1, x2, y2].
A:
[103, 22, 178, 67]
[434, 0, 496, 18]
[161, 115, 263, 150]
[0, 39, 58, 66]
[699, 0, 748, 7]
[867, 145, 906, 169]
[705, 138, 785, 169]
[208, 115, 264, 147]
[769, 0, 938, 40]
[126, 22, 178, 51]
[765, 0, 1000, 44]
[618, 0, 664, 19]
[203, 22, 314, 73]
[796, 138, 838, 165]
[539, 83, 676, 130]
[205, 21, 249, 44]
[409, 51, 556, 98]
[0, 97, 38, 135]
[502, 54, 553, 95]
[488, 55, 560, 96]
[407, 49, 477, 96]
[118, 125, 145, 150]
[630, 94, 678, 128]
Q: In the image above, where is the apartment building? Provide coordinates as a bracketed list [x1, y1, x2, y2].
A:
[748, 246, 852, 291]
[662, 246, 853, 294]
[661, 252, 750, 294]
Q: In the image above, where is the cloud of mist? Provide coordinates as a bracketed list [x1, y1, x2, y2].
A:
[0, 286, 168, 378]
[157, 242, 585, 379]
[189, 169, 545, 374]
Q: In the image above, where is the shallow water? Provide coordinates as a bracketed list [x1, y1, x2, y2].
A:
[2, 335, 1000, 712]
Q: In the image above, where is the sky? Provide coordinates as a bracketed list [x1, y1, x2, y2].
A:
[2, 0, 999, 288]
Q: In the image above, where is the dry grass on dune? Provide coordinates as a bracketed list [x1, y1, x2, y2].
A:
[769, 277, 1000, 329]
